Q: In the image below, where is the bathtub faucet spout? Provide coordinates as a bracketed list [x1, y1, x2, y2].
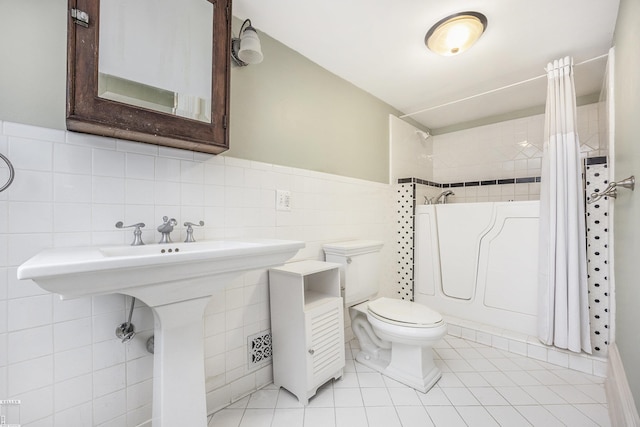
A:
[434, 190, 455, 204]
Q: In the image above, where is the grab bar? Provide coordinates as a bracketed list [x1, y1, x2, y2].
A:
[589, 175, 635, 203]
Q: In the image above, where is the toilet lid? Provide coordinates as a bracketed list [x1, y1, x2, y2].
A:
[367, 297, 442, 326]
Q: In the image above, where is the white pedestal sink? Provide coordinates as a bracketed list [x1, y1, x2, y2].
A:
[17, 238, 304, 426]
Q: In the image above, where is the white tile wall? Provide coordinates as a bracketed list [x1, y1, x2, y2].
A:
[0, 120, 395, 426]
[429, 103, 606, 203]
[389, 115, 433, 184]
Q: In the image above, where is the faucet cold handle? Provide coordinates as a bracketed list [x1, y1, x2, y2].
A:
[115, 221, 146, 246]
[184, 221, 205, 243]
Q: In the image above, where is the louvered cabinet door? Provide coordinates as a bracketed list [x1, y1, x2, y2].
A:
[305, 297, 345, 388]
[269, 261, 344, 405]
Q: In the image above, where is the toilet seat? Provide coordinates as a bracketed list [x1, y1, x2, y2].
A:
[367, 297, 443, 328]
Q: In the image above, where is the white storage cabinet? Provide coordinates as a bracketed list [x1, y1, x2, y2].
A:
[269, 260, 345, 405]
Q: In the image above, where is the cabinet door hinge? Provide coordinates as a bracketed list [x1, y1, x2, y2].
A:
[223, 115, 228, 129]
[71, 8, 89, 27]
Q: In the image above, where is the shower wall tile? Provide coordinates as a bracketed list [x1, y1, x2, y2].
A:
[0, 119, 395, 424]
[432, 103, 604, 199]
[389, 115, 433, 184]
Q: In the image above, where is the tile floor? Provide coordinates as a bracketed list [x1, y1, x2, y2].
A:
[208, 335, 610, 427]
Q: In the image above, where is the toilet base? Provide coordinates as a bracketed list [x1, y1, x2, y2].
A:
[354, 342, 442, 393]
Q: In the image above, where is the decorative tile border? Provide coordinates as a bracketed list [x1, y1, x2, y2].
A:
[586, 156, 608, 165]
[398, 176, 541, 188]
[584, 156, 611, 357]
[395, 183, 415, 301]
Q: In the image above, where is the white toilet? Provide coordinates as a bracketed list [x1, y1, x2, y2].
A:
[323, 240, 447, 393]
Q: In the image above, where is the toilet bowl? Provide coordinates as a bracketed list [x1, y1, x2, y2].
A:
[349, 297, 447, 392]
[323, 240, 447, 393]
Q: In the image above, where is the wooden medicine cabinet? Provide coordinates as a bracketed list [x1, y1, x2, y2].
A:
[66, 0, 231, 153]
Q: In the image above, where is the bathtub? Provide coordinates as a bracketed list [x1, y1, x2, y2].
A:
[414, 201, 540, 336]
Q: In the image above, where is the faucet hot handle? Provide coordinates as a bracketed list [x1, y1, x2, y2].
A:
[115, 221, 146, 246]
[184, 221, 205, 243]
[116, 221, 145, 229]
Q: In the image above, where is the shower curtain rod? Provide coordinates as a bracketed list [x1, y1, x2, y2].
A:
[399, 53, 609, 119]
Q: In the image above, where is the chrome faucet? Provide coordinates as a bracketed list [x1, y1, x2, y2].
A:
[116, 221, 145, 246]
[157, 216, 177, 244]
[184, 221, 204, 243]
[434, 190, 455, 204]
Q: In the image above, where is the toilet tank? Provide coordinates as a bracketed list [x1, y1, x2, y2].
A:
[322, 240, 384, 306]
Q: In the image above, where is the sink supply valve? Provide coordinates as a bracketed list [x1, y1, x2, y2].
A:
[184, 220, 205, 242]
[157, 216, 178, 244]
[115, 296, 136, 343]
[589, 175, 635, 203]
[115, 221, 145, 246]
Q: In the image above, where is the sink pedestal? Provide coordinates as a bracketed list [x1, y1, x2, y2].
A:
[126, 273, 240, 427]
[150, 296, 211, 427]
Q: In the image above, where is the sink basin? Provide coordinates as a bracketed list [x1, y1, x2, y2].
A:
[18, 238, 304, 427]
[17, 238, 304, 305]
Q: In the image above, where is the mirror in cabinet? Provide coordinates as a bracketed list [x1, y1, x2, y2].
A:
[67, 0, 231, 154]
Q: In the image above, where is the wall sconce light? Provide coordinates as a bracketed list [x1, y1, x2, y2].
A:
[231, 19, 264, 66]
[425, 12, 487, 56]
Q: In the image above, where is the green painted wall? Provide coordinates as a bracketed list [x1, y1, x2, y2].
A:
[227, 19, 401, 183]
[0, 2, 404, 183]
[0, 0, 67, 130]
[613, 0, 640, 409]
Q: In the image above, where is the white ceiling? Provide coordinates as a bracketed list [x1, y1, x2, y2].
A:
[233, 0, 620, 132]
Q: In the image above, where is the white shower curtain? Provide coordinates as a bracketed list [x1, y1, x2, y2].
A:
[537, 56, 591, 354]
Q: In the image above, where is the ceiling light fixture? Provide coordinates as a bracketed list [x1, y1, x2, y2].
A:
[425, 12, 487, 56]
[231, 19, 264, 66]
